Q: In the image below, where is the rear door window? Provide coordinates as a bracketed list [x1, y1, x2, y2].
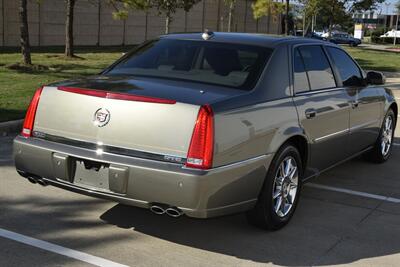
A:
[326, 47, 363, 87]
[298, 45, 336, 90]
[293, 48, 310, 93]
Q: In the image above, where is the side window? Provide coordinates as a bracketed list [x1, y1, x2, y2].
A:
[326, 47, 363, 87]
[298, 46, 336, 90]
[293, 48, 310, 93]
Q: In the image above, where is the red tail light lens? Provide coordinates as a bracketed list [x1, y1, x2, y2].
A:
[186, 105, 214, 169]
[22, 87, 43, 137]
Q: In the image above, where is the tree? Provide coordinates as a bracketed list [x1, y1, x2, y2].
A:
[351, 0, 385, 12]
[225, 0, 236, 32]
[19, 0, 31, 65]
[151, 0, 200, 34]
[252, 0, 285, 33]
[112, 0, 200, 35]
[65, 0, 76, 57]
[394, 0, 400, 45]
[285, 0, 289, 35]
[298, 0, 320, 35]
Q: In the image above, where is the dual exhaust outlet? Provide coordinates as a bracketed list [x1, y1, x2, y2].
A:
[150, 204, 183, 218]
[27, 175, 48, 187]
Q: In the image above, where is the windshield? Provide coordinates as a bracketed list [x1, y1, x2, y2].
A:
[105, 39, 272, 90]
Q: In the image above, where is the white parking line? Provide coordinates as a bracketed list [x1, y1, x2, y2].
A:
[0, 229, 128, 267]
[306, 183, 400, 203]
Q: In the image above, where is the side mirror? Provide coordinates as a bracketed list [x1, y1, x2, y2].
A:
[366, 71, 385, 85]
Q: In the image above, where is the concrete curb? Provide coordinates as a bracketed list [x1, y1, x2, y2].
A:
[0, 120, 23, 136]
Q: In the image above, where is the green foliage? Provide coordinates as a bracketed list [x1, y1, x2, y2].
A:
[251, 0, 285, 20]
[351, 0, 385, 12]
[109, 0, 199, 19]
[151, 0, 200, 17]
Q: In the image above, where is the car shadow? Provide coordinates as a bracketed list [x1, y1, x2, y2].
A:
[100, 194, 400, 266]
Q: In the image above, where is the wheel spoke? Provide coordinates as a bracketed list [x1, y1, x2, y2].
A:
[288, 166, 297, 180]
[387, 117, 392, 131]
[284, 158, 292, 177]
[275, 196, 283, 214]
[273, 187, 282, 199]
[290, 182, 298, 189]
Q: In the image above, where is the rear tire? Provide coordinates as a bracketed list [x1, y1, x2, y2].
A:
[365, 109, 395, 163]
[246, 144, 303, 231]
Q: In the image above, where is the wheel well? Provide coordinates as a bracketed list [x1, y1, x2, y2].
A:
[285, 135, 308, 171]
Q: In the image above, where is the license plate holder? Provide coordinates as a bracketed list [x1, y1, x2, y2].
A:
[73, 159, 110, 191]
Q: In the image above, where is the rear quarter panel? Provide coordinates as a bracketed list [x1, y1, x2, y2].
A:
[213, 98, 302, 167]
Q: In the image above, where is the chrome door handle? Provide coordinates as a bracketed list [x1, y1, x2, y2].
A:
[305, 109, 316, 119]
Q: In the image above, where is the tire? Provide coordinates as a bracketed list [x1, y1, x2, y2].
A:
[349, 42, 355, 47]
[365, 109, 396, 163]
[246, 144, 303, 231]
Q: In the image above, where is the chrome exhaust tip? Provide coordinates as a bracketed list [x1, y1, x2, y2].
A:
[27, 177, 37, 184]
[37, 179, 48, 187]
[150, 205, 166, 215]
[165, 207, 183, 218]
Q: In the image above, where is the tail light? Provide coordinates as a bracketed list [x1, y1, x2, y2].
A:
[186, 105, 214, 169]
[22, 87, 43, 137]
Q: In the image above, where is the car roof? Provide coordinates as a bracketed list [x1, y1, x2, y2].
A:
[160, 32, 328, 48]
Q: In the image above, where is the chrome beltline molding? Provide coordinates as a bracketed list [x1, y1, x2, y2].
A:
[314, 119, 380, 143]
[314, 129, 349, 142]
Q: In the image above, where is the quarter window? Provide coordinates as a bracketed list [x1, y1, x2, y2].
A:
[326, 47, 363, 87]
[298, 46, 336, 90]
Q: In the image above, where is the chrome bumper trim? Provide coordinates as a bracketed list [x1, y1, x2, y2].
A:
[32, 131, 186, 164]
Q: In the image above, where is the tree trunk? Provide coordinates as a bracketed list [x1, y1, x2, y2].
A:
[227, 1, 234, 32]
[394, 15, 399, 46]
[165, 14, 170, 34]
[19, 0, 31, 65]
[266, 7, 271, 33]
[285, 0, 289, 35]
[65, 0, 75, 57]
[328, 0, 335, 39]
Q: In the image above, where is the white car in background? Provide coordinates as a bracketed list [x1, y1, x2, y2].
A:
[380, 30, 400, 38]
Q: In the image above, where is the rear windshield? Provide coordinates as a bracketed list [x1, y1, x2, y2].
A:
[105, 39, 272, 90]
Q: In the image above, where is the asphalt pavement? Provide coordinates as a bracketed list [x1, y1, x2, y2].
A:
[1, 91, 400, 267]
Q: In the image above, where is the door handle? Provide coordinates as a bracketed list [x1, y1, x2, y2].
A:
[350, 100, 359, 108]
[305, 109, 317, 119]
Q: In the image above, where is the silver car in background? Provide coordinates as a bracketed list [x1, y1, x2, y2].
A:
[14, 32, 397, 230]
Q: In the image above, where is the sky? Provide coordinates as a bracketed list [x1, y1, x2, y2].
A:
[375, 0, 398, 14]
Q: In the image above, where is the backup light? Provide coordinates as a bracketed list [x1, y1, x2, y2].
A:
[186, 105, 214, 169]
[22, 87, 43, 138]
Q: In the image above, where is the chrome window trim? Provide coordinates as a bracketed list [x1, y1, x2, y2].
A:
[295, 87, 345, 96]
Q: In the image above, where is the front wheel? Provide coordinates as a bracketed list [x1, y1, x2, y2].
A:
[366, 109, 395, 163]
[246, 144, 303, 230]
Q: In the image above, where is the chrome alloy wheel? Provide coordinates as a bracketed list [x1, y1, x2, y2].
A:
[381, 115, 394, 157]
[272, 156, 299, 218]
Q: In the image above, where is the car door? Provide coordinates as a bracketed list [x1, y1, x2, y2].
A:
[326, 46, 383, 155]
[292, 45, 351, 178]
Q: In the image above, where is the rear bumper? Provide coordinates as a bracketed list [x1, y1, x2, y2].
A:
[13, 136, 272, 218]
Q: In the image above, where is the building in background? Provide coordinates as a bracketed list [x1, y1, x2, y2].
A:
[0, 0, 279, 47]
[353, 1, 399, 35]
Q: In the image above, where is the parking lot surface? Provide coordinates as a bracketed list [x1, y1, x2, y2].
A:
[1, 91, 400, 267]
